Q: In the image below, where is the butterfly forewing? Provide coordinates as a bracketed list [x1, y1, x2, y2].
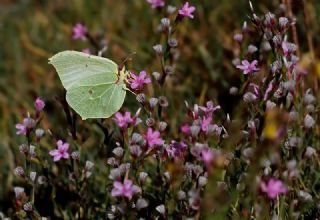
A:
[49, 51, 127, 119]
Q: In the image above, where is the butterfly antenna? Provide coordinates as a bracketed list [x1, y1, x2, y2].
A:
[118, 52, 137, 72]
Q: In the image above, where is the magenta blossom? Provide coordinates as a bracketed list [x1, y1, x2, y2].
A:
[181, 124, 191, 135]
[129, 71, 151, 90]
[15, 118, 35, 136]
[111, 179, 141, 200]
[260, 178, 288, 199]
[82, 48, 91, 54]
[145, 128, 164, 148]
[147, 0, 165, 8]
[35, 97, 45, 111]
[165, 140, 188, 160]
[199, 101, 220, 117]
[72, 23, 87, 41]
[236, 60, 259, 75]
[178, 2, 196, 19]
[200, 116, 212, 132]
[114, 112, 134, 129]
[201, 148, 214, 166]
[49, 140, 70, 162]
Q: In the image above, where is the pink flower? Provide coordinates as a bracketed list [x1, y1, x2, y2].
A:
[114, 112, 134, 129]
[199, 101, 220, 117]
[16, 123, 27, 136]
[201, 148, 213, 166]
[200, 116, 212, 132]
[236, 60, 259, 75]
[145, 128, 164, 148]
[72, 23, 87, 41]
[282, 41, 297, 57]
[147, 0, 165, 8]
[111, 179, 141, 200]
[35, 97, 45, 111]
[49, 140, 70, 162]
[181, 124, 191, 135]
[15, 118, 35, 136]
[165, 140, 187, 160]
[129, 71, 151, 90]
[82, 48, 91, 54]
[260, 178, 288, 199]
[178, 2, 196, 19]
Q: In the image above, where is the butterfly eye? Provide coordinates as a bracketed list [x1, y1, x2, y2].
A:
[88, 89, 93, 95]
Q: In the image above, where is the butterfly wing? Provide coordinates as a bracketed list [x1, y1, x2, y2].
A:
[49, 51, 126, 119]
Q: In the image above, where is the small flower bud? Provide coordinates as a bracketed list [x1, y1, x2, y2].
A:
[304, 114, 315, 129]
[156, 204, 166, 216]
[109, 168, 121, 180]
[160, 18, 170, 31]
[136, 93, 146, 103]
[149, 97, 158, 109]
[164, 171, 171, 181]
[264, 31, 273, 41]
[167, 5, 176, 14]
[139, 172, 148, 183]
[85, 161, 94, 171]
[23, 202, 33, 212]
[35, 97, 45, 111]
[164, 65, 174, 75]
[289, 110, 298, 122]
[29, 145, 36, 158]
[262, 41, 272, 51]
[168, 38, 178, 47]
[190, 125, 200, 137]
[158, 121, 167, 131]
[37, 176, 47, 185]
[29, 171, 37, 182]
[14, 187, 25, 199]
[71, 151, 80, 160]
[19, 144, 29, 154]
[304, 93, 315, 105]
[198, 176, 208, 187]
[146, 118, 155, 127]
[159, 96, 169, 107]
[229, 87, 238, 95]
[129, 145, 142, 158]
[272, 35, 282, 46]
[153, 44, 163, 56]
[306, 104, 315, 113]
[243, 92, 257, 103]
[279, 17, 289, 31]
[14, 166, 25, 177]
[112, 147, 124, 158]
[107, 157, 118, 166]
[152, 72, 161, 81]
[177, 190, 186, 200]
[136, 198, 149, 210]
[271, 60, 282, 73]
[247, 44, 258, 54]
[264, 12, 276, 27]
[233, 33, 243, 43]
[34, 129, 44, 140]
[304, 146, 316, 158]
[298, 190, 313, 202]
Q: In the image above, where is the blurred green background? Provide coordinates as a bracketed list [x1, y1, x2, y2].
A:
[1, 0, 320, 212]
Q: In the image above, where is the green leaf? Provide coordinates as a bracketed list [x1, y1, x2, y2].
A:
[49, 51, 126, 119]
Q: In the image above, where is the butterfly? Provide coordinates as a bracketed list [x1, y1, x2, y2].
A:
[49, 51, 129, 120]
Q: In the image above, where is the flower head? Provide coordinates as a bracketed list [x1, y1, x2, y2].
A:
[201, 148, 214, 167]
[236, 60, 259, 75]
[147, 0, 165, 8]
[145, 128, 164, 148]
[82, 48, 91, 54]
[199, 101, 220, 117]
[15, 118, 35, 136]
[181, 124, 191, 135]
[178, 2, 196, 19]
[129, 71, 151, 90]
[49, 140, 70, 162]
[111, 179, 141, 200]
[72, 23, 87, 41]
[165, 140, 188, 160]
[200, 116, 212, 132]
[260, 178, 287, 199]
[35, 97, 45, 111]
[114, 112, 134, 129]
